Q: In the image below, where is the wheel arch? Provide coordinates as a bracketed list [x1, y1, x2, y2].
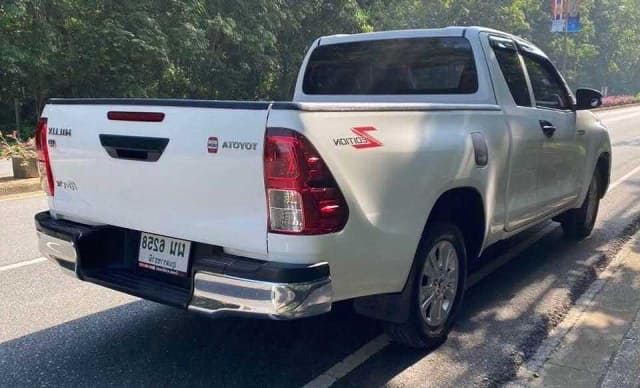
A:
[423, 187, 486, 261]
[596, 152, 610, 198]
[354, 186, 486, 323]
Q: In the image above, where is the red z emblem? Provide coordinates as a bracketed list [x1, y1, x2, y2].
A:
[350, 126, 383, 149]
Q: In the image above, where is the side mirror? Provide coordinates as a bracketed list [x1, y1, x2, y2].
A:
[575, 88, 603, 110]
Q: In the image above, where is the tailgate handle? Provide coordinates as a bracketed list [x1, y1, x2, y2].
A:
[99, 134, 169, 162]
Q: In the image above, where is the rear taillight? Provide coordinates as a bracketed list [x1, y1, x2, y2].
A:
[35, 117, 54, 196]
[265, 128, 348, 235]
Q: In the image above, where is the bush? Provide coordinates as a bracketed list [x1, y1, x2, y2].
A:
[0, 131, 36, 160]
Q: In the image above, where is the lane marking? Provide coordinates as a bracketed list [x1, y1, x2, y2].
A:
[600, 112, 640, 123]
[595, 106, 640, 117]
[302, 334, 390, 388]
[609, 164, 640, 191]
[0, 257, 47, 272]
[0, 191, 45, 202]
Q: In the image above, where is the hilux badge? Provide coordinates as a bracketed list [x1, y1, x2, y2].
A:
[207, 137, 218, 153]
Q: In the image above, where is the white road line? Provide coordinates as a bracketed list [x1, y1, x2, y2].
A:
[0, 191, 44, 202]
[0, 257, 47, 272]
[601, 112, 640, 123]
[303, 334, 390, 388]
[609, 164, 640, 191]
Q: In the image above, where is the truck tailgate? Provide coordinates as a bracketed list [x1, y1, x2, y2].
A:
[43, 100, 270, 255]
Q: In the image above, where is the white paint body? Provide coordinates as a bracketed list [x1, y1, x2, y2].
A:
[41, 27, 611, 302]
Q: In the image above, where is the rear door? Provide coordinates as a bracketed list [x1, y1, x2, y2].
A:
[43, 100, 270, 255]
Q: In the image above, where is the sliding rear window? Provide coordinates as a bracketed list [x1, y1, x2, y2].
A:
[302, 37, 478, 95]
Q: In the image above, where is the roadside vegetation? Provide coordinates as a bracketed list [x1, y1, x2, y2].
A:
[1, 0, 640, 137]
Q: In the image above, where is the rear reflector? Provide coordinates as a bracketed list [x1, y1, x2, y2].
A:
[264, 128, 348, 235]
[107, 111, 165, 122]
[35, 118, 54, 196]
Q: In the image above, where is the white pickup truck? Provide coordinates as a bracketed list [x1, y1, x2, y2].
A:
[35, 27, 611, 348]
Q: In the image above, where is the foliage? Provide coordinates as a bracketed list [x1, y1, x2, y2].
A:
[1, 0, 640, 125]
[0, 131, 36, 161]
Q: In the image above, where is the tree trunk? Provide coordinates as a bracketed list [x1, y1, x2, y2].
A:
[35, 93, 41, 121]
[14, 98, 21, 132]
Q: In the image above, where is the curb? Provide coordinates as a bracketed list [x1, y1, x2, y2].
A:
[0, 177, 42, 197]
[508, 231, 640, 386]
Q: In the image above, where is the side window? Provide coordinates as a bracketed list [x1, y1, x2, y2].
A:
[522, 55, 570, 110]
[492, 44, 531, 107]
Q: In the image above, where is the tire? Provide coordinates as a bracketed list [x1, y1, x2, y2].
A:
[384, 222, 467, 349]
[561, 171, 600, 240]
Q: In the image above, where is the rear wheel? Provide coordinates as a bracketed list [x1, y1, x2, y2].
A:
[561, 171, 600, 240]
[385, 223, 467, 349]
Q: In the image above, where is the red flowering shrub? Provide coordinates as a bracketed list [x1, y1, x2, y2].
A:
[601, 95, 638, 107]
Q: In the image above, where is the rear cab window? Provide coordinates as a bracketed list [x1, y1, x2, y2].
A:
[302, 37, 478, 95]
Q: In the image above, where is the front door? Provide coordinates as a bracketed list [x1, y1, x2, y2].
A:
[521, 53, 583, 211]
[485, 35, 543, 231]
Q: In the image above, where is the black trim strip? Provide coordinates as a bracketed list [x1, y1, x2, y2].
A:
[35, 211, 330, 284]
[47, 98, 270, 110]
[48, 98, 501, 113]
[35, 211, 95, 242]
[193, 256, 329, 284]
[99, 134, 169, 162]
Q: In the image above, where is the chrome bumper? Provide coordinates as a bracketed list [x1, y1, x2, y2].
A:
[189, 272, 333, 319]
[37, 231, 78, 274]
[35, 211, 332, 320]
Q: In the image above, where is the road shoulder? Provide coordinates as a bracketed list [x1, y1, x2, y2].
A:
[510, 232, 640, 387]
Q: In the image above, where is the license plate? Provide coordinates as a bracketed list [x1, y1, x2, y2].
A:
[138, 232, 192, 276]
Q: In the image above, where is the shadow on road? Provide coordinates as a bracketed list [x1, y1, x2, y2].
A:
[0, 300, 380, 387]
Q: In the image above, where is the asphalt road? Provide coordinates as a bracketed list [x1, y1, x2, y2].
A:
[2, 106, 640, 387]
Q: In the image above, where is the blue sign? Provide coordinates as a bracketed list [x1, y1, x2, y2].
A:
[567, 14, 581, 32]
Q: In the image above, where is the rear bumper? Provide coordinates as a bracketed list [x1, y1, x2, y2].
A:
[35, 211, 332, 319]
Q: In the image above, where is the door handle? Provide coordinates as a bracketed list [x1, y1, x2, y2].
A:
[539, 120, 556, 138]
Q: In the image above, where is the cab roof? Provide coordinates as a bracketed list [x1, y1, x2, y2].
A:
[318, 26, 544, 57]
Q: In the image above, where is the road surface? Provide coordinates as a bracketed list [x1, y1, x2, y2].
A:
[2, 106, 640, 387]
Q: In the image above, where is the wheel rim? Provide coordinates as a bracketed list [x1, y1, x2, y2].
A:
[585, 176, 599, 226]
[419, 240, 459, 326]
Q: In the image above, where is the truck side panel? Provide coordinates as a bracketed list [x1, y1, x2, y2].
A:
[266, 105, 511, 301]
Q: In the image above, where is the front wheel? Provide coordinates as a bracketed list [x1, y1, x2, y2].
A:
[384, 223, 467, 349]
[561, 171, 600, 240]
